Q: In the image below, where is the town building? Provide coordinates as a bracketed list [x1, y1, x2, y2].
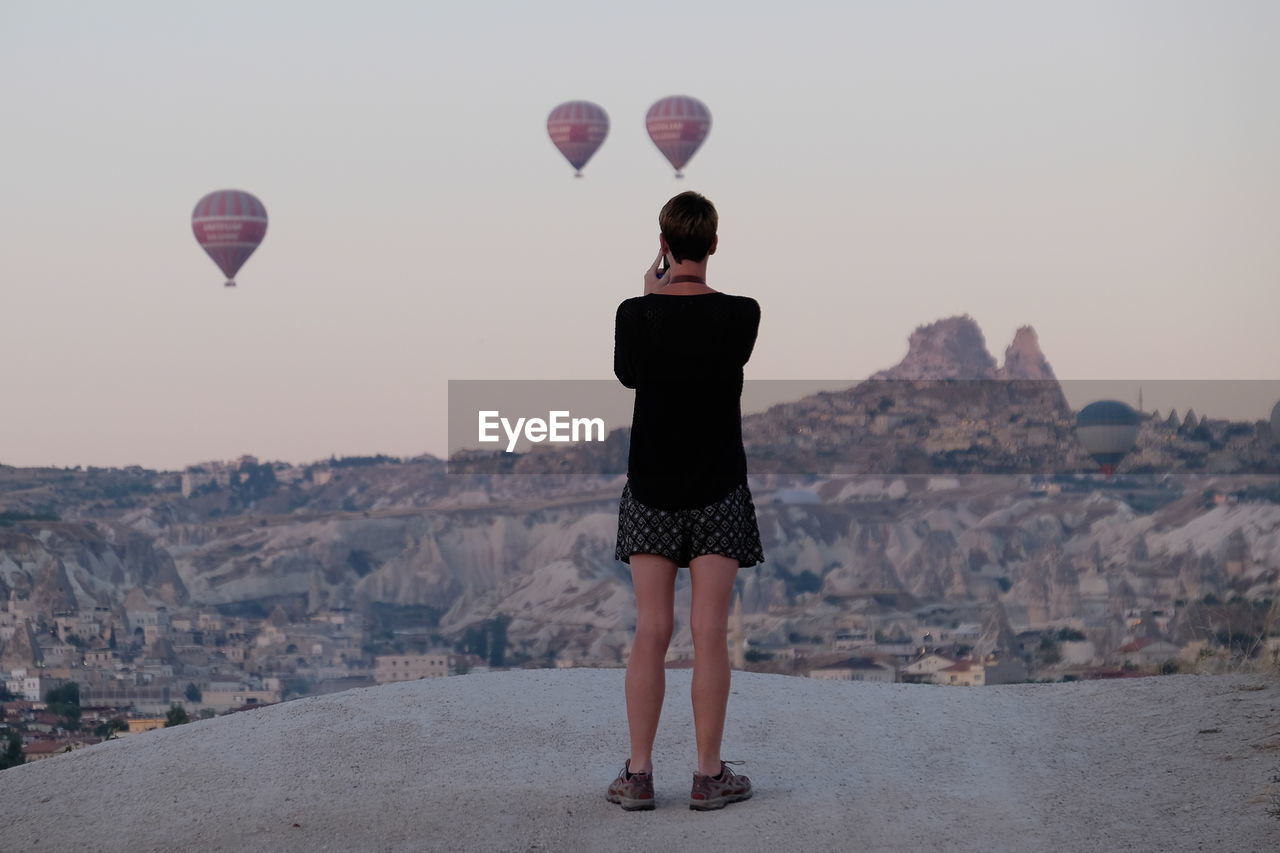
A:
[808, 657, 896, 683]
[374, 653, 453, 684]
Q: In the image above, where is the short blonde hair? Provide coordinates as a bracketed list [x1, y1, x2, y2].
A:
[659, 191, 717, 262]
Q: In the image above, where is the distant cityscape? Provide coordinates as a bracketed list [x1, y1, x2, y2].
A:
[4, 571, 1276, 766]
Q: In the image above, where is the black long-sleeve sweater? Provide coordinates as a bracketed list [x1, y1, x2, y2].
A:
[613, 291, 760, 510]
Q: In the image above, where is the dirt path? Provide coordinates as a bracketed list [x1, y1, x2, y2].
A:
[2, 670, 1277, 852]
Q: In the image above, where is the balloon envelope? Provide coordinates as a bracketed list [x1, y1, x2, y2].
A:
[1076, 400, 1141, 474]
[645, 95, 711, 177]
[547, 101, 609, 176]
[192, 189, 268, 287]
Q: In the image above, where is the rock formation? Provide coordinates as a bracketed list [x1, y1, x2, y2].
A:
[996, 326, 1055, 381]
[871, 315, 998, 380]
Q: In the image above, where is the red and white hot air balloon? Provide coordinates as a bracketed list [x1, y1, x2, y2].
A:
[547, 100, 610, 177]
[191, 189, 268, 287]
[645, 95, 711, 178]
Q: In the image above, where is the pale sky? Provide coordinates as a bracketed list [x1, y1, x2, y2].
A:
[2, 1, 1277, 470]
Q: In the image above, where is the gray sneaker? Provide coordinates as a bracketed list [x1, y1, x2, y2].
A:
[689, 761, 752, 811]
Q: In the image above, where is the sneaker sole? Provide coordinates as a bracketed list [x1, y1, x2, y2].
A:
[607, 795, 655, 811]
[688, 790, 752, 811]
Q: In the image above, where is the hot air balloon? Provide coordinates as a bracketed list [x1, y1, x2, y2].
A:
[1076, 400, 1141, 475]
[645, 95, 711, 178]
[192, 189, 268, 287]
[547, 101, 609, 177]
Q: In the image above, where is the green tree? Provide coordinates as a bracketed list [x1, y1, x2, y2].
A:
[232, 460, 277, 503]
[488, 615, 510, 669]
[282, 676, 314, 700]
[44, 683, 81, 731]
[0, 729, 24, 770]
[184, 683, 202, 703]
[1038, 636, 1062, 666]
[164, 704, 190, 727]
[458, 624, 489, 661]
[94, 718, 127, 739]
[44, 683, 80, 705]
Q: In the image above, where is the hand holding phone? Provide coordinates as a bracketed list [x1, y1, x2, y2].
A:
[644, 250, 668, 295]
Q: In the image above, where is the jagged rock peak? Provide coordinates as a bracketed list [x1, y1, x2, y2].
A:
[0, 620, 43, 669]
[997, 326, 1056, 381]
[267, 605, 290, 627]
[974, 601, 1018, 660]
[871, 315, 998, 380]
[32, 558, 78, 615]
[124, 587, 152, 611]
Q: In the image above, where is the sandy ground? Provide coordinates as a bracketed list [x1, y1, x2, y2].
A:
[2, 669, 1278, 852]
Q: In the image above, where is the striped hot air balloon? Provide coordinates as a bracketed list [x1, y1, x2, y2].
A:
[547, 101, 610, 177]
[191, 189, 268, 287]
[1076, 400, 1141, 475]
[646, 95, 711, 178]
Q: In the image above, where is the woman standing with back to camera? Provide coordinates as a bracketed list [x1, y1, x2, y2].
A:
[607, 191, 763, 811]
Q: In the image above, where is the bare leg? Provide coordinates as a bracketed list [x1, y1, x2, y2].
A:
[688, 553, 739, 777]
[625, 553, 677, 774]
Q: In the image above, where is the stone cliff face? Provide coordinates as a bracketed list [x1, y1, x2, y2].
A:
[871, 315, 999, 380]
[871, 315, 1055, 383]
[7, 474, 1278, 665]
[32, 557, 78, 614]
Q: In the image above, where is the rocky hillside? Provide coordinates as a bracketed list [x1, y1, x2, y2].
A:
[2, 317, 1278, 665]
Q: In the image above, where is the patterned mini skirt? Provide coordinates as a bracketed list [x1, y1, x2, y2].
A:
[615, 481, 765, 569]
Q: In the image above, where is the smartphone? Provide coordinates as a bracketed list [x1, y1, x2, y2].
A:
[658, 254, 670, 278]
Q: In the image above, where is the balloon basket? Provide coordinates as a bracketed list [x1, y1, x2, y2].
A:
[224, 280, 237, 288]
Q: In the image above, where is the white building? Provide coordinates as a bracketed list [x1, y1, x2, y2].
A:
[202, 688, 280, 713]
[127, 605, 169, 635]
[21, 672, 69, 702]
[900, 653, 960, 682]
[53, 612, 101, 643]
[4, 667, 28, 698]
[374, 653, 452, 684]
